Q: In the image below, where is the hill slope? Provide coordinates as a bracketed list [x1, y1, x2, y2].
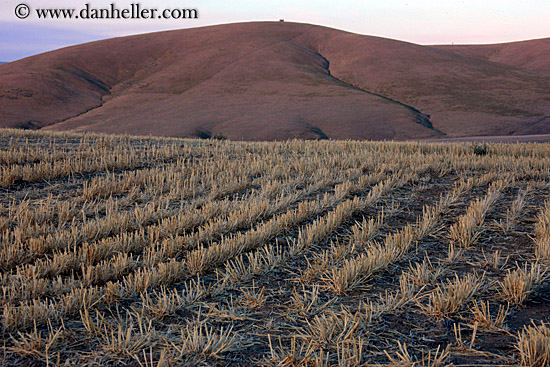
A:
[434, 38, 550, 75]
[1, 22, 549, 139]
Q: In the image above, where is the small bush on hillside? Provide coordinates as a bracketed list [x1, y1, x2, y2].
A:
[473, 143, 489, 156]
[212, 134, 228, 141]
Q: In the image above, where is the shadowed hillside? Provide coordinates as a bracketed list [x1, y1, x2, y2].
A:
[1, 22, 549, 140]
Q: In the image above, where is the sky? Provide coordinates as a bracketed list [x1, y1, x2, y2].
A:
[1, 0, 549, 62]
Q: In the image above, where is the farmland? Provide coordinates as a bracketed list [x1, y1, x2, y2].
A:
[0, 129, 549, 366]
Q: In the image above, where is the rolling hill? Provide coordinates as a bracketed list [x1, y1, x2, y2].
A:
[1, 22, 549, 140]
[434, 38, 550, 75]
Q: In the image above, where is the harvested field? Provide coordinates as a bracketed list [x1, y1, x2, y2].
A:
[1, 128, 549, 366]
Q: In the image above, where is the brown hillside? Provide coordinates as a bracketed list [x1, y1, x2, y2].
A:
[1, 22, 549, 139]
[435, 38, 550, 75]
[301, 32, 550, 136]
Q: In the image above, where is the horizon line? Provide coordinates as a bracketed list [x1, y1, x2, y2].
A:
[2, 20, 549, 63]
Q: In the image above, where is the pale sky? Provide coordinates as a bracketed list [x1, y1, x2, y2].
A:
[1, 0, 549, 61]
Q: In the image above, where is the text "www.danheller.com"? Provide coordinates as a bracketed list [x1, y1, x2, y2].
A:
[15, 3, 198, 20]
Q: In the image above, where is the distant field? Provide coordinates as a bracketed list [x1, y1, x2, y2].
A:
[1, 129, 549, 366]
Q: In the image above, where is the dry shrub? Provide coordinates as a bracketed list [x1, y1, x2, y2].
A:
[424, 273, 482, 318]
[516, 322, 550, 367]
[499, 264, 546, 305]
